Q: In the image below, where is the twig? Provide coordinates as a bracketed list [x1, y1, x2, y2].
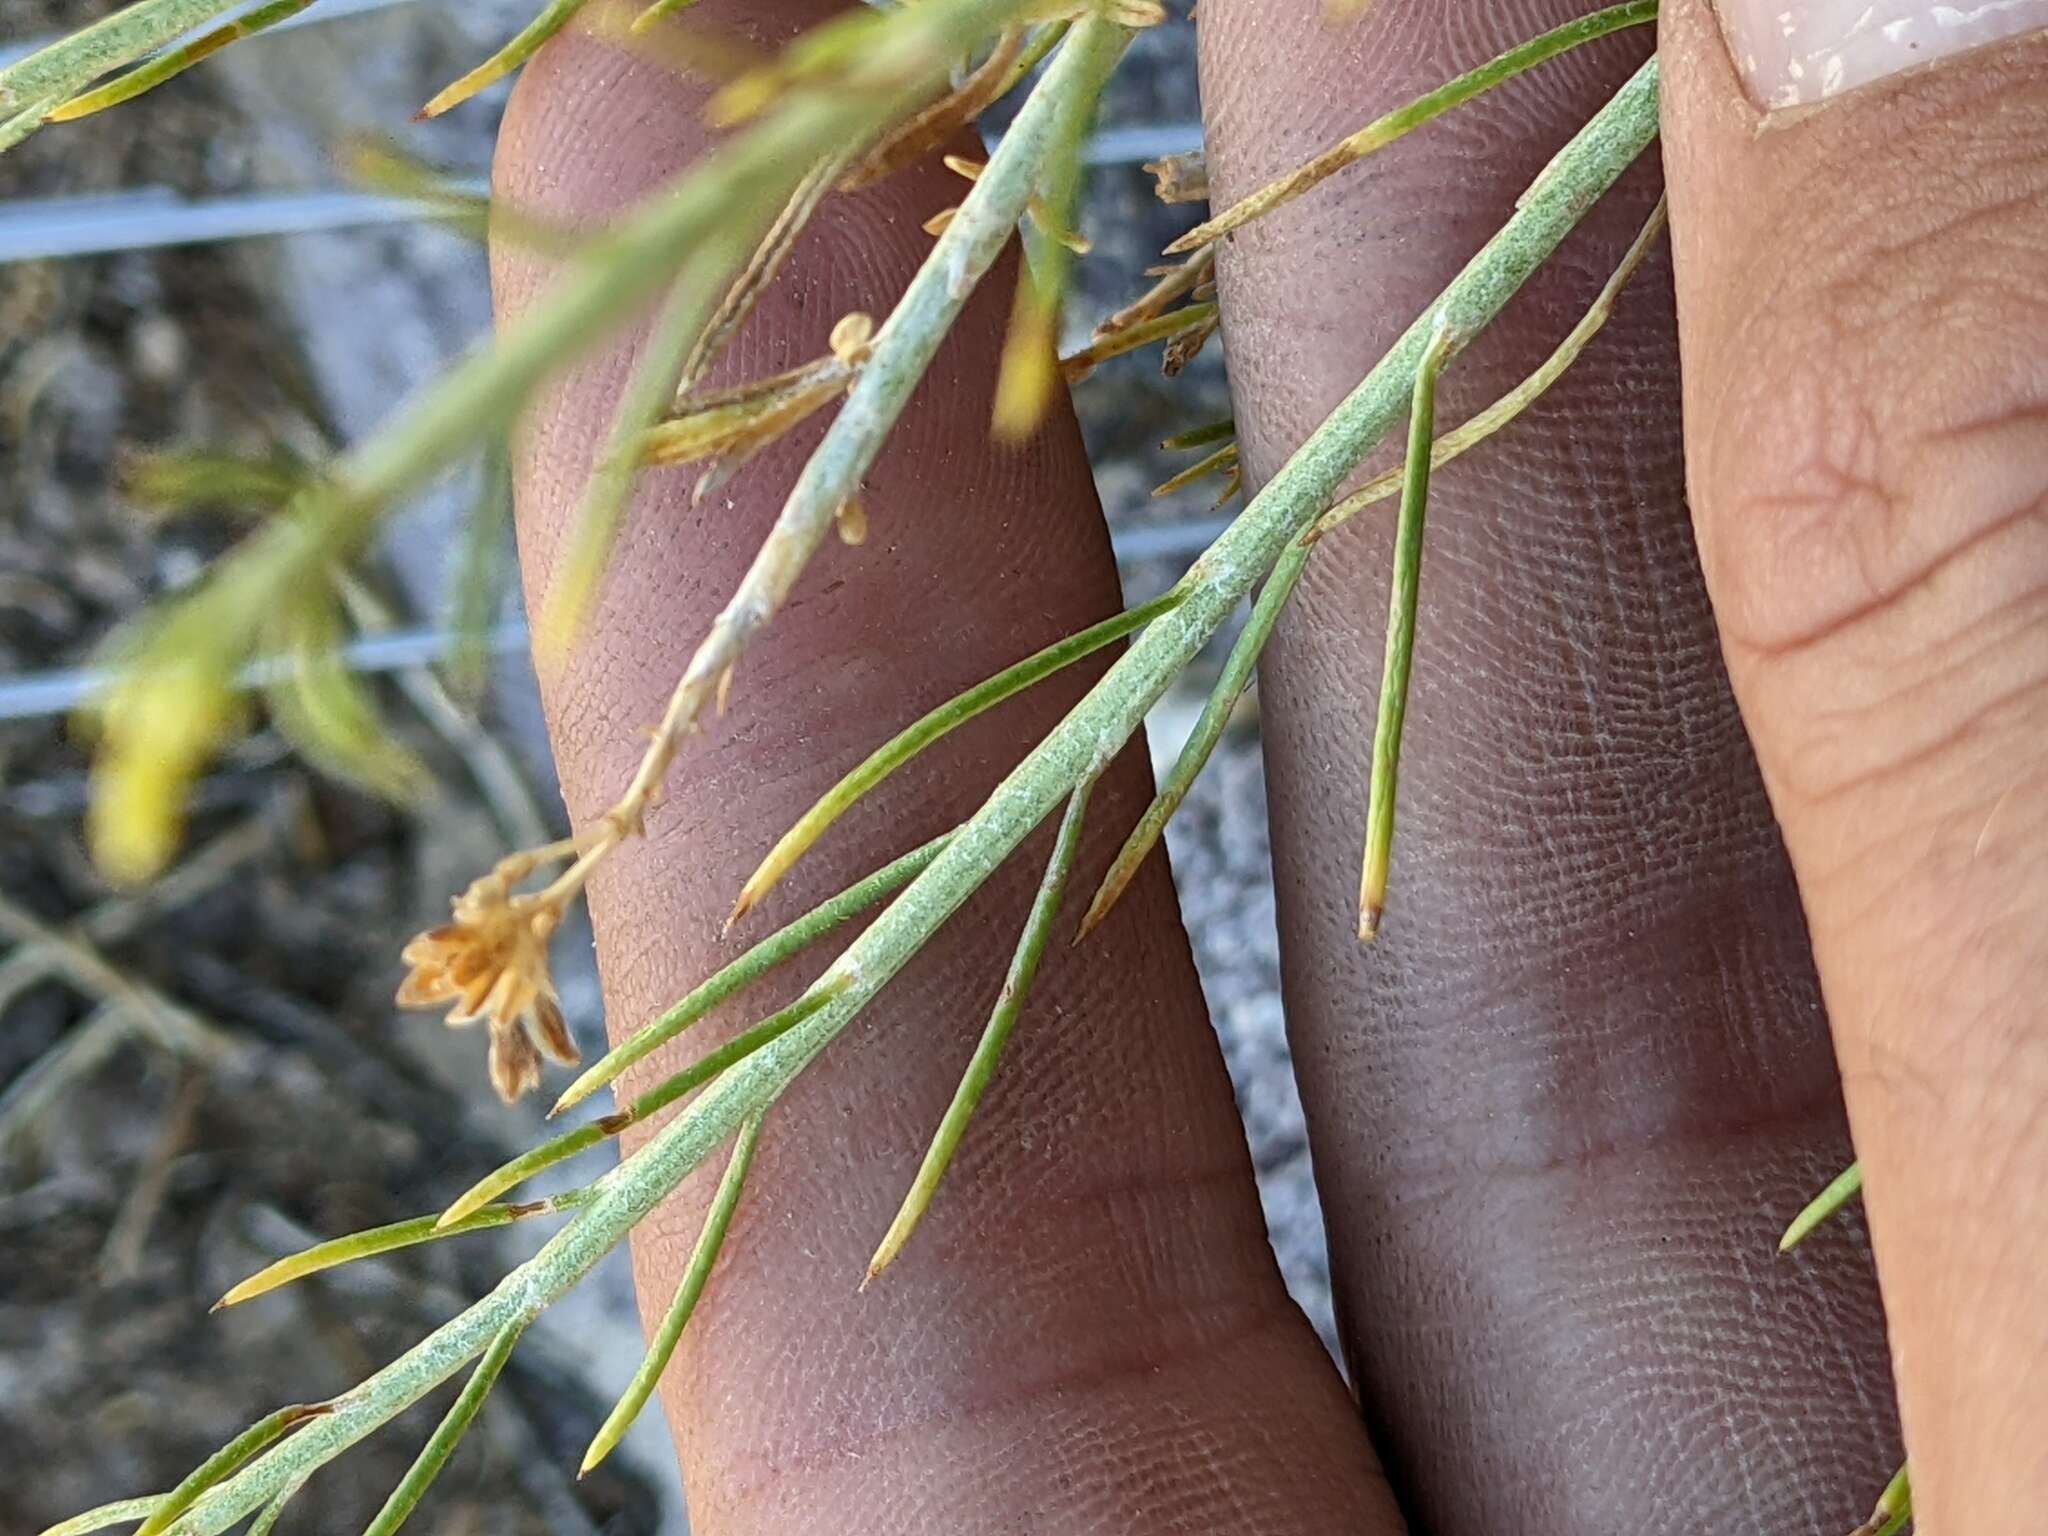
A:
[529, 16, 1138, 921]
[0, 0, 245, 148]
[1166, 0, 1657, 253]
[140, 60, 1663, 1535]
[729, 588, 1180, 924]
[1307, 195, 1668, 543]
[559, 829, 952, 1115]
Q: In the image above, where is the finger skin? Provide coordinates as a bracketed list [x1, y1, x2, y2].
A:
[1197, 2, 1900, 1530]
[490, 6, 1396, 1532]
[1662, 6, 2048, 1527]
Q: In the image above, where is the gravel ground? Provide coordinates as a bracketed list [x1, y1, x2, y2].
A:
[0, 3, 1333, 1530]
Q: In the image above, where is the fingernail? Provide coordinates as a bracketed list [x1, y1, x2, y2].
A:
[1718, 0, 2048, 111]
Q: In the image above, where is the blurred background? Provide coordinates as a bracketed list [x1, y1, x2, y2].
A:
[0, 3, 1329, 1528]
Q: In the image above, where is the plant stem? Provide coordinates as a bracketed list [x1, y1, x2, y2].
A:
[1308, 195, 1668, 542]
[135, 1403, 329, 1536]
[559, 830, 952, 1115]
[157, 61, 1661, 1533]
[439, 987, 839, 1228]
[0, 0, 244, 133]
[608, 15, 1136, 860]
[1358, 321, 1455, 941]
[730, 587, 1180, 923]
[581, 1113, 763, 1474]
[1078, 542, 1303, 939]
[866, 777, 1092, 1284]
[1167, 0, 1658, 253]
[46, 0, 309, 121]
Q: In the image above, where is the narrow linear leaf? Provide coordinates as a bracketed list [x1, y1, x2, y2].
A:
[46, 0, 310, 122]
[1780, 1161, 1864, 1253]
[538, 232, 756, 659]
[1359, 321, 1456, 941]
[1851, 1465, 1912, 1536]
[866, 777, 1093, 1283]
[1309, 196, 1667, 543]
[558, 831, 952, 1115]
[36, 1496, 163, 1536]
[440, 987, 838, 1227]
[1079, 543, 1306, 939]
[730, 590, 1181, 924]
[1061, 301, 1217, 385]
[581, 1113, 763, 1474]
[1151, 438, 1237, 499]
[1167, 0, 1658, 253]
[992, 23, 1103, 437]
[629, 0, 705, 32]
[676, 152, 850, 397]
[0, 0, 243, 135]
[214, 1188, 598, 1311]
[419, 0, 590, 119]
[134, 1402, 332, 1536]
[245, 1478, 306, 1536]
[363, 1317, 529, 1536]
[1161, 418, 1234, 452]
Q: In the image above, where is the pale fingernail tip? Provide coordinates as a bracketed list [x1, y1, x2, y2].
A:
[1718, 0, 2048, 113]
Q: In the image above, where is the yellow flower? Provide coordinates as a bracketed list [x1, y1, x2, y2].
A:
[396, 854, 579, 1103]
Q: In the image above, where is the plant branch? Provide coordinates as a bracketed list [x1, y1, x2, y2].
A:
[1166, 0, 1657, 253]
[149, 58, 1661, 1533]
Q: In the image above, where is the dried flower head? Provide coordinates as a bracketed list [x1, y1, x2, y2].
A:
[397, 849, 580, 1102]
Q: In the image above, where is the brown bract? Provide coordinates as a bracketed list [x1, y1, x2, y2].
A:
[397, 853, 580, 1102]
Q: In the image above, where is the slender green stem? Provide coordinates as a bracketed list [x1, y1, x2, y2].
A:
[1079, 543, 1305, 939]
[150, 62, 1661, 1536]
[1358, 321, 1455, 941]
[363, 1317, 529, 1536]
[0, 0, 244, 142]
[866, 778, 1093, 1284]
[560, 830, 952, 1115]
[730, 588, 1180, 922]
[135, 1404, 330, 1536]
[418, 0, 591, 118]
[1309, 195, 1668, 542]
[581, 1113, 763, 1475]
[1779, 1161, 1864, 1253]
[36, 1497, 162, 1536]
[1091, 199, 1670, 937]
[649, 16, 1136, 801]
[46, 0, 309, 121]
[1168, 0, 1658, 253]
[439, 988, 837, 1228]
[214, 1188, 599, 1311]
